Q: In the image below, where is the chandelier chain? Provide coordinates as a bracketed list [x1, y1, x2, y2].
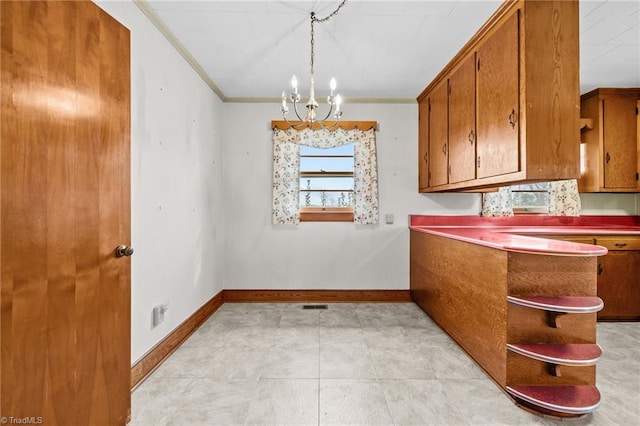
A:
[309, 0, 347, 77]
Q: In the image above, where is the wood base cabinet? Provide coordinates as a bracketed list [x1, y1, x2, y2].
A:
[543, 235, 640, 321]
[578, 88, 640, 193]
[417, 0, 580, 192]
[595, 237, 640, 320]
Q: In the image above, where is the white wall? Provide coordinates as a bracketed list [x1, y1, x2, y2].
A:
[222, 103, 482, 290]
[94, 1, 225, 364]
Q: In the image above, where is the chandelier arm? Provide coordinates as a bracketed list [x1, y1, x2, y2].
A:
[281, 114, 308, 131]
[319, 103, 336, 123]
[291, 99, 306, 122]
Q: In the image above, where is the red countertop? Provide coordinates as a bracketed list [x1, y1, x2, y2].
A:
[409, 215, 640, 256]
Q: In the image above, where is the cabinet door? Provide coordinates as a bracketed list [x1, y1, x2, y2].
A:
[418, 99, 429, 190]
[597, 252, 640, 320]
[476, 12, 520, 179]
[449, 54, 477, 183]
[428, 81, 449, 187]
[603, 96, 638, 189]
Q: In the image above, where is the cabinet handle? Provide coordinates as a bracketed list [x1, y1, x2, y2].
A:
[442, 144, 447, 155]
[423, 153, 428, 164]
[508, 109, 516, 129]
[468, 130, 475, 144]
[477, 156, 481, 168]
[597, 262, 604, 275]
[605, 152, 611, 164]
[614, 243, 627, 248]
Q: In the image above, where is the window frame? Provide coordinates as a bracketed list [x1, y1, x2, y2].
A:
[299, 147, 354, 222]
[510, 183, 550, 215]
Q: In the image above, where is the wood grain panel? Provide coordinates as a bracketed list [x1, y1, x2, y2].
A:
[74, 2, 104, 425]
[597, 252, 640, 320]
[523, 0, 580, 180]
[410, 230, 508, 386]
[418, 100, 429, 190]
[448, 53, 476, 184]
[507, 253, 597, 297]
[1, 2, 131, 424]
[46, 2, 78, 424]
[603, 96, 638, 189]
[506, 352, 595, 386]
[427, 81, 448, 187]
[476, 10, 519, 179]
[222, 289, 412, 303]
[2, 1, 50, 418]
[131, 291, 224, 390]
[507, 304, 597, 344]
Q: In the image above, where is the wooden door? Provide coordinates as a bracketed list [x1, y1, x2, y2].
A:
[418, 100, 429, 190]
[1, 2, 131, 425]
[476, 12, 519, 179]
[602, 96, 638, 190]
[428, 81, 449, 187]
[597, 252, 640, 320]
[448, 54, 476, 183]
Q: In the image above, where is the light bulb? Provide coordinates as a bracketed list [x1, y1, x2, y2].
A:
[335, 94, 342, 111]
[330, 77, 337, 95]
[291, 75, 298, 93]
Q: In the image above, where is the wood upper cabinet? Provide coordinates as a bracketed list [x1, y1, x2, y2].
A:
[476, 13, 519, 179]
[578, 88, 640, 192]
[448, 54, 477, 183]
[428, 81, 449, 187]
[418, 100, 429, 190]
[417, 0, 580, 192]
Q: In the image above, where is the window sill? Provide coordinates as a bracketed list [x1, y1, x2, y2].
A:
[300, 208, 354, 222]
[513, 207, 549, 215]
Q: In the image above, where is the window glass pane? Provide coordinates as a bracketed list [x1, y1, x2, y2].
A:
[300, 191, 354, 207]
[300, 157, 354, 172]
[300, 144, 354, 156]
[300, 177, 354, 191]
[511, 182, 551, 209]
[512, 191, 549, 208]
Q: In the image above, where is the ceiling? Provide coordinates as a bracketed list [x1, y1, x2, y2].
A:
[143, 0, 640, 101]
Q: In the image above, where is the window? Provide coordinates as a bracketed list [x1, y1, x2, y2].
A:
[272, 124, 378, 225]
[510, 182, 551, 214]
[482, 180, 581, 217]
[299, 144, 354, 222]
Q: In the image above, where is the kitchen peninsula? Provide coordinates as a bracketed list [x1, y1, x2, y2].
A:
[409, 215, 639, 418]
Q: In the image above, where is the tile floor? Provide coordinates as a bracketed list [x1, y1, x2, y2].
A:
[130, 303, 639, 425]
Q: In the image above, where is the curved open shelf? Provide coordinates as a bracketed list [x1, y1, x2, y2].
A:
[506, 385, 601, 415]
[507, 343, 602, 366]
[507, 296, 604, 313]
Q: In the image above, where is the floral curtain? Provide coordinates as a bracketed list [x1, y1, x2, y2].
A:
[272, 127, 378, 225]
[548, 179, 581, 216]
[481, 186, 514, 217]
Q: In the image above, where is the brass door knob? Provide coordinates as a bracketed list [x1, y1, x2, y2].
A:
[115, 245, 134, 258]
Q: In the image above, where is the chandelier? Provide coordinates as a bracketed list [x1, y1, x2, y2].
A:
[280, 0, 348, 128]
